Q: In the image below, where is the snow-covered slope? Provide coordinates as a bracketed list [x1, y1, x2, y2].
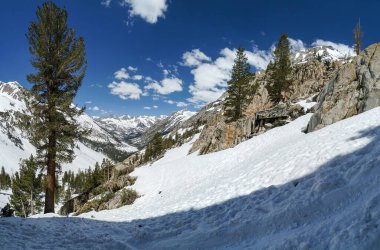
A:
[3, 108, 380, 249]
[133, 109, 196, 147]
[0, 81, 108, 173]
[292, 45, 352, 64]
[93, 114, 165, 146]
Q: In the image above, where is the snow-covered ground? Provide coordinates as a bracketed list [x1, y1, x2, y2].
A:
[0, 189, 11, 208]
[2, 108, 380, 249]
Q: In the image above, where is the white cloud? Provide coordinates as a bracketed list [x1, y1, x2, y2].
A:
[183, 46, 273, 105]
[133, 75, 143, 80]
[182, 49, 211, 67]
[312, 39, 354, 57]
[145, 77, 183, 95]
[85, 101, 92, 104]
[101, 0, 111, 7]
[114, 68, 130, 80]
[183, 38, 353, 105]
[128, 66, 138, 72]
[288, 38, 306, 52]
[108, 81, 142, 100]
[145, 76, 153, 82]
[165, 100, 188, 107]
[90, 83, 103, 88]
[89, 106, 100, 111]
[188, 86, 226, 104]
[121, 0, 168, 24]
[144, 105, 158, 110]
[157, 61, 164, 68]
[176, 102, 188, 107]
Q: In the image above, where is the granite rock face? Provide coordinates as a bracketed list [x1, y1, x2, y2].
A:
[306, 43, 380, 132]
[190, 57, 339, 155]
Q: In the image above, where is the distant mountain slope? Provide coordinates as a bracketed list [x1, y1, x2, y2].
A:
[0, 81, 110, 172]
[93, 114, 165, 147]
[133, 109, 196, 147]
[292, 45, 353, 64]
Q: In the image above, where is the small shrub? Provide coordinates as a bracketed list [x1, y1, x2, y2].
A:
[120, 189, 138, 207]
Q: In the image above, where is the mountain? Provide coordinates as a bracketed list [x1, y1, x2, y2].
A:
[132, 109, 196, 147]
[292, 45, 353, 64]
[0, 81, 131, 172]
[3, 107, 380, 249]
[93, 114, 166, 148]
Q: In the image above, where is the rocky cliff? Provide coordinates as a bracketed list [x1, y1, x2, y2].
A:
[189, 54, 341, 155]
[306, 43, 380, 132]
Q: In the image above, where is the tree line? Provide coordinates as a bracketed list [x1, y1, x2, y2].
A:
[0, 167, 11, 190]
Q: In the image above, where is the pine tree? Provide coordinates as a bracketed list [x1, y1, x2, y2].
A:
[10, 155, 43, 217]
[224, 47, 252, 122]
[267, 33, 293, 103]
[354, 20, 363, 56]
[0, 166, 11, 189]
[26, 1, 87, 213]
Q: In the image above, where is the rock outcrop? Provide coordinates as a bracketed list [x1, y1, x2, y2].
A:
[306, 43, 380, 132]
[190, 56, 339, 155]
[59, 161, 138, 216]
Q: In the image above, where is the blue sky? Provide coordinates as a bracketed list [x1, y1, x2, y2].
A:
[0, 0, 379, 116]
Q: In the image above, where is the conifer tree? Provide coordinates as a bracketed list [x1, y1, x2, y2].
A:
[0, 166, 11, 189]
[224, 48, 252, 122]
[267, 33, 293, 103]
[354, 20, 363, 56]
[10, 155, 43, 217]
[26, 1, 87, 213]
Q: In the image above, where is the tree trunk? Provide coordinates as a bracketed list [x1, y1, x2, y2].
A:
[30, 189, 34, 216]
[44, 140, 55, 214]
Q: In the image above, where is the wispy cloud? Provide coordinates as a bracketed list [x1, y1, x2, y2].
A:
[101, 0, 111, 8]
[128, 66, 138, 72]
[166, 99, 188, 107]
[88, 106, 100, 111]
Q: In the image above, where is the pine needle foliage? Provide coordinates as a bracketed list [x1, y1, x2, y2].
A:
[224, 48, 253, 122]
[26, 1, 87, 213]
[10, 155, 43, 217]
[267, 33, 293, 103]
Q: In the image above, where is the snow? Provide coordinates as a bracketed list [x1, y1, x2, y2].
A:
[296, 100, 317, 112]
[0, 81, 108, 173]
[63, 142, 108, 172]
[0, 189, 11, 208]
[2, 108, 380, 248]
[168, 110, 196, 128]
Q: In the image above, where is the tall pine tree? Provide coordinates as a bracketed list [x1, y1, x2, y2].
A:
[26, 1, 87, 213]
[267, 33, 293, 103]
[224, 48, 252, 122]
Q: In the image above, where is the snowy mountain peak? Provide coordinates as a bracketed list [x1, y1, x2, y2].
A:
[292, 45, 353, 64]
[0, 81, 25, 102]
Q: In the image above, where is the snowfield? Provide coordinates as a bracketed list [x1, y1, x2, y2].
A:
[2, 108, 380, 249]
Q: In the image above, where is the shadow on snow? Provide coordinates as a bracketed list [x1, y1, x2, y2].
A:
[1, 125, 380, 250]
